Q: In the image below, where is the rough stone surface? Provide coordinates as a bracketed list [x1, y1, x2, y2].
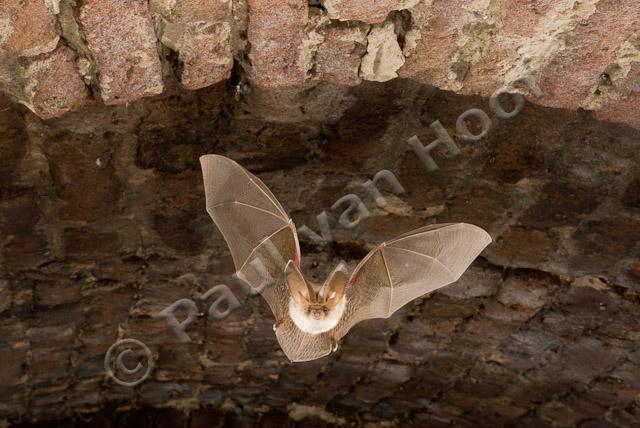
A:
[1, 79, 639, 426]
[322, 0, 420, 24]
[315, 23, 368, 86]
[0, 0, 90, 118]
[0, 0, 637, 129]
[398, 0, 469, 87]
[151, 0, 233, 90]
[246, 0, 308, 88]
[177, 23, 233, 90]
[22, 45, 91, 119]
[502, 0, 554, 38]
[593, 59, 640, 129]
[0, 44, 90, 119]
[360, 21, 404, 82]
[78, 0, 164, 104]
[0, 0, 59, 56]
[536, 0, 640, 110]
[1, 2, 640, 425]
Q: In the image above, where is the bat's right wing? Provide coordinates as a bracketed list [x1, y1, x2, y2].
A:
[333, 223, 491, 341]
[200, 155, 300, 320]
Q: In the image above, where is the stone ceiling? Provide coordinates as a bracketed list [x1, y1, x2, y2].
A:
[0, 1, 639, 427]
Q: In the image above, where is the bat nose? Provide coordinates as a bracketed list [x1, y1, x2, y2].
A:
[312, 312, 322, 320]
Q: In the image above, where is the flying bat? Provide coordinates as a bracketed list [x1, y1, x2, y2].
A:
[200, 155, 491, 362]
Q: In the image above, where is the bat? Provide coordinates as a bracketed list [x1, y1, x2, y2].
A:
[200, 155, 492, 362]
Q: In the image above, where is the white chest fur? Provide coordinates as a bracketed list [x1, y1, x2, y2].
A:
[288, 297, 347, 334]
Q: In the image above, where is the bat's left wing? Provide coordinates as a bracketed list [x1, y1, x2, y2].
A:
[200, 154, 300, 320]
[200, 155, 333, 361]
[333, 223, 492, 341]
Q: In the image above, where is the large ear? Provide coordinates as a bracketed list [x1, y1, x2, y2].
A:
[320, 263, 348, 309]
[285, 260, 313, 306]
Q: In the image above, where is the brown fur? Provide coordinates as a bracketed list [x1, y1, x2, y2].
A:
[286, 261, 347, 321]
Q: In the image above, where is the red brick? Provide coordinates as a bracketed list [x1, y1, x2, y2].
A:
[323, 0, 420, 24]
[612, 363, 640, 389]
[29, 347, 72, 383]
[0, 346, 24, 386]
[178, 23, 233, 90]
[538, 400, 584, 426]
[492, 227, 557, 266]
[398, 0, 469, 84]
[571, 215, 640, 272]
[462, 44, 512, 95]
[439, 266, 501, 299]
[316, 24, 368, 86]
[586, 379, 640, 409]
[34, 279, 81, 307]
[631, 257, 640, 280]
[593, 62, 640, 129]
[165, 0, 231, 19]
[497, 275, 550, 310]
[537, 0, 640, 110]
[79, 0, 164, 104]
[152, 0, 233, 90]
[43, 132, 121, 221]
[0, 0, 58, 56]
[502, 0, 554, 37]
[247, 0, 308, 88]
[21, 45, 90, 118]
[0, 280, 9, 314]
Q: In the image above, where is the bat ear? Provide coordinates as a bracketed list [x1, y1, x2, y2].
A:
[285, 260, 313, 306]
[320, 263, 347, 307]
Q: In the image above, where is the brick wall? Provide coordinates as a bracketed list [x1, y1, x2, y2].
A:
[1, 79, 640, 426]
[1, 1, 639, 427]
[0, 0, 638, 127]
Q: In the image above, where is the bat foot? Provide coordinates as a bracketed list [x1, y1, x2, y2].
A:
[330, 336, 339, 352]
[273, 314, 289, 331]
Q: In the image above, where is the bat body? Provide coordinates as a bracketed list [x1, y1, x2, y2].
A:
[200, 155, 492, 362]
[285, 260, 348, 335]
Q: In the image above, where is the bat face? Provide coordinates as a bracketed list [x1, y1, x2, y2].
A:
[285, 260, 348, 334]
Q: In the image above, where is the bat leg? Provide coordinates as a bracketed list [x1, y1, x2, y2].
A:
[330, 332, 339, 352]
[273, 314, 290, 331]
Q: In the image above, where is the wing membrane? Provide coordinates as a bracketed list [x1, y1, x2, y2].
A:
[200, 155, 300, 271]
[201, 155, 327, 361]
[275, 319, 332, 362]
[334, 223, 491, 340]
[200, 157, 491, 363]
